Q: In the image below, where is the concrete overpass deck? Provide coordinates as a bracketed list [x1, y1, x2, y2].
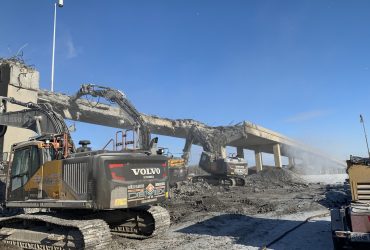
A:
[37, 89, 345, 171]
[0, 60, 344, 172]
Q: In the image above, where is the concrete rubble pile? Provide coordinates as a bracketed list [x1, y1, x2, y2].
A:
[244, 167, 306, 189]
[163, 168, 329, 224]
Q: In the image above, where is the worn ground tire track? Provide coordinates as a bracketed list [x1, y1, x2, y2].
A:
[259, 212, 330, 250]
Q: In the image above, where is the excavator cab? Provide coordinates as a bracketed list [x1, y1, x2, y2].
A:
[7, 141, 55, 201]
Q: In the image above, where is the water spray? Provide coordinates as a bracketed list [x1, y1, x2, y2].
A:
[360, 114, 370, 158]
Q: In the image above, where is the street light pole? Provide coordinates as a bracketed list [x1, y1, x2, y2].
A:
[51, 3, 57, 92]
[360, 114, 370, 158]
[51, 0, 63, 92]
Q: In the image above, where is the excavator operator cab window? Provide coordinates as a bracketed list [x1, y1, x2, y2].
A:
[11, 146, 40, 191]
[42, 147, 56, 162]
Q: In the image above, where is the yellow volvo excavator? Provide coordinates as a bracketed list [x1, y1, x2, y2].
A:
[0, 85, 170, 249]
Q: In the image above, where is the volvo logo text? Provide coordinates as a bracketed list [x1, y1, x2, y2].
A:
[132, 168, 161, 175]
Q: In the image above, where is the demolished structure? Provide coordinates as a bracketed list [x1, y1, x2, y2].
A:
[0, 59, 345, 173]
[38, 88, 344, 171]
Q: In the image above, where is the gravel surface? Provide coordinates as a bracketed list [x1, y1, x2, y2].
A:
[113, 169, 349, 249]
[0, 168, 349, 249]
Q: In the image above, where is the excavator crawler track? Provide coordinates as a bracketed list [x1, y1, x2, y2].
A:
[0, 213, 111, 250]
[106, 205, 170, 239]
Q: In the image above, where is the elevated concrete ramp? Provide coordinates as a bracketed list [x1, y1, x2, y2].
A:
[37, 89, 345, 170]
[0, 60, 344, 171]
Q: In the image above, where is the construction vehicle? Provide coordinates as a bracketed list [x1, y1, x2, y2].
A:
[158, 148, 188, 187]
[331, 156, 370, 249]
[0, 86, 170, 249]
[195, 152, 248, 186]
[182, 126, 248, 186]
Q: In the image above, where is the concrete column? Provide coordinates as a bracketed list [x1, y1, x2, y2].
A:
[182, 136, 193, 164]
[273, 144, 282, 168]
[236, 147, 244, 158]
[288, 157, 295, 168]
[220, 146, 227, 158]
[254, 149, 263, 172]
[0, 61, 39, 154]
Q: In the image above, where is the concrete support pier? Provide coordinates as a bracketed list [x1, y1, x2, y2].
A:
[288, 157, 295, 168]
[0, 61, 39, 155]
[255, 149, 263, 172]
[273, 144, 282, 168]
[221, 146, 227, 158]
[237, 147, 244, 158]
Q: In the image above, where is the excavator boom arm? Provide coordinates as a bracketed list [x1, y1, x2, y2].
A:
[0, 97, 75, 151]
[0, 97, 68, 135]
[72, 84, 151, 150]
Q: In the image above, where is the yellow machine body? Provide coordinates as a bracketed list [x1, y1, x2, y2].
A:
[347, 163, 370, 202]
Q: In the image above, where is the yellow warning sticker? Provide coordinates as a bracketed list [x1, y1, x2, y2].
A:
[114, 198, 127, 206]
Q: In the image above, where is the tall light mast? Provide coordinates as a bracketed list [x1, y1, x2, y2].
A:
[51, 0, 64, 92]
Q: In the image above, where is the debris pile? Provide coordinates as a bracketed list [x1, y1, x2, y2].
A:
[0, 56, 33, 70]
[171, 181, 212, 199]
[244, 167, 305, 187]
[242, 168, 308, 194]
[163, 168, 326, 225]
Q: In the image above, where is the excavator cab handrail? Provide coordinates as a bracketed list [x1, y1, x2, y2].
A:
[103, 138, 116, 151]
[115, 131, 124, 150]
[123, 129, 136, 150]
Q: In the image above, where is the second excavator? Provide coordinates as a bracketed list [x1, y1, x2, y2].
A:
[182, 125, 248, 186]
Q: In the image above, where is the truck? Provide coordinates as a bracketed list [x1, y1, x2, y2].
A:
[0, 85, 170, 249]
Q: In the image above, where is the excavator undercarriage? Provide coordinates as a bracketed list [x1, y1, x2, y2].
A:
[0, 205, 170, 250]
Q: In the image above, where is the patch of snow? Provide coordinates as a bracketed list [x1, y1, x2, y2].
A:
[300, 174, 348, 184]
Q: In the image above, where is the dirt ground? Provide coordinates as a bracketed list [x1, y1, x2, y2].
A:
[110, 168, 349, 249]
[0, 168, 349, 249]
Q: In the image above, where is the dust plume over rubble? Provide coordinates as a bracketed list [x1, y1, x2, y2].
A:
[284, 146, 346, 174]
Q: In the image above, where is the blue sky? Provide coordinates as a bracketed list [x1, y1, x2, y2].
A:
[2, 0, 370, 164]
